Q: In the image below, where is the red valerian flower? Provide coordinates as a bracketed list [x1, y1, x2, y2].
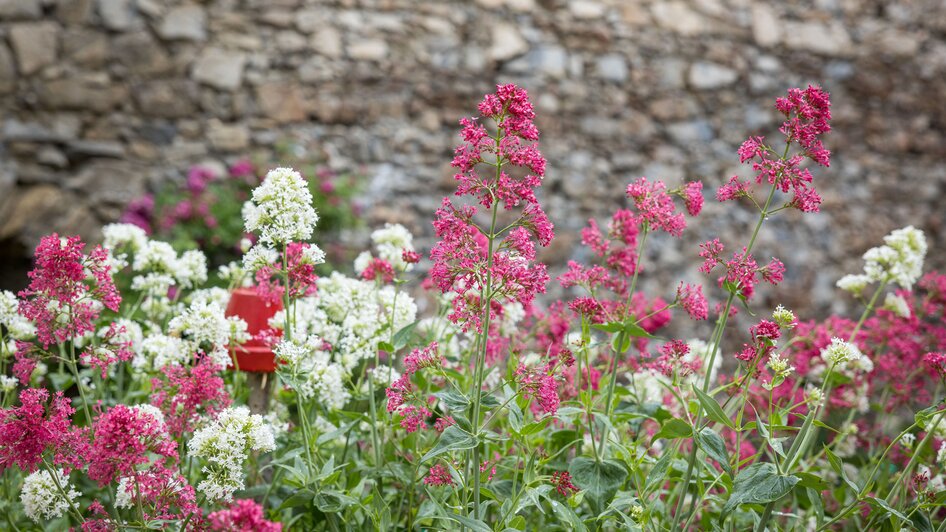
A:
[0, 388, 88, 473]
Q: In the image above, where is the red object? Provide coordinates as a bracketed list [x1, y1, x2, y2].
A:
[224, 288, 282, 372]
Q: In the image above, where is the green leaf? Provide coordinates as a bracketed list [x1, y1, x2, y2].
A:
[433, 390, 470, 411]
[377, 341, 394, 353]
[277, 488, 315, 511]
[795, 472, 829, 491]
[592, 321, 624, 333]
[520, 417, 551, 436]
[621, 320, 655, 339]
[421, 425, 477, 462]
[569, 458, 628, 513]
[392, 320, 420, 350]
[692, 386, 734, 429]
[645, 452, 673, 493]
[864, 496, 909, 522]
[823, 446, 859, 492]
[436, 513, 493, 532]
[542, 494, 589, 531]
[652, 418, 692, 441]
[720, 463, 799, 520]
[696, 427, 732, 477]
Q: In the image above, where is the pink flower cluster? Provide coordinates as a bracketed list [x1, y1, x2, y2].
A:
[254, 242, 319, 304]
[734, 319, 782, 363]
[0, 388, 88, 473]
[625, 177, 702, 237]
[209, 499, 282, 532]
[80, 323, 135, 379]
[550, 470, 578, 497]
[424, 463, 454, 487]
[430, 84, 554, 332]
[87, 404, 177, 486]
[18, 234, 120, 348]
[719, 85, 832, 213]
[386, 343, 442, 433]
[699, 239, 784, 300]
[150, 355, 232, 436]
[515, 363, 560, 415]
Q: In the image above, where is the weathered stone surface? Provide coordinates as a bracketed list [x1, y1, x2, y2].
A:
[38, 76, 126, 112]
[135, 80, 197, 118]
[192, 48, 246, 91]
[782, 21, 853, 55]
[596, 53, 627, 83]
[98, 0, 138, 31]
[0, 0, 41, 19]
[206, 119, 249, 151]
[650, 1, 708, 36]
[348, 39, 389, 61]
[255, 82, 308, 123]
[688, 61, 738, 89]
[751, 4, 780, 47]
[0, 44, 15, 94]
[9, 22, 59, 75]
[157, 5, 207, 41]
[489, 22, 528, 62]
[63, 30, 109, 67]
[311, 27, 343, 58]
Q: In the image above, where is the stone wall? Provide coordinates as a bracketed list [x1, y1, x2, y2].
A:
[1, 0, 944, 320]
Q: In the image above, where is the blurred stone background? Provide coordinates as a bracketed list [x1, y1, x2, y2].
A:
[0, 0, 944, 323]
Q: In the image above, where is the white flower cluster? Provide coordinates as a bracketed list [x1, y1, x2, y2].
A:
[0, 290, 35, 339]
[243, 167, 318, 247]
[881, 293, 911, 318]
[188, 406, 276, 502]
[20, 469, 80, 523]
[168, 300, 248, 368]
[820, 337, 873, 375]
[354, 223, 416, 275]
[837, 226, 927, 295]
[275, 272, 417, 371]
[274, 336, 351, 410]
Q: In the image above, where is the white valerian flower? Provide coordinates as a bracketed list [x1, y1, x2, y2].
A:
[176, 249, 209, 289]
[1, 375, 18, 392]
[20, 469, 80, 523]
[843, 226, 927, 294]
[99, 319, 144, 353]
[134, 333, 188, 371]
[820, 337, 864, 368]
[763, 352, 795, 390]
[836, 274, 871, 296]
[218, 261, 251, 287]
[188, 288, 231, 309]
[188, 406, 276, 502]
[241, 245, 279, 274]
[353, 251, 372, 276]
[771, 305, 796, 328]
[938, 441, 946, 465]
[882, 293, 911, 318]
[243, 167, 318, 247]
[901, 432, 916, 449]
[133, 240, 179, 273]
[804, 384, 824, 407]
[168, 300, 246, 367]
[274, 336, 351, 410]
[371, 223, 416, 271]
[133, 403, 167, 428]
[115, 476, 134, 509]
[0, 290, 35, 339]
[102, 223, 149, 270]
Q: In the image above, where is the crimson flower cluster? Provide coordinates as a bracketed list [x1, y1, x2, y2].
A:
[719, 85, 832, 213]
[150, 354, 232, 437]
[430, 84, 554, 332]
[18, 234, 120, 348]
[699, 239, 785, 300]
[208, 499, 282, 531]
[254, 242, 320, 304]
[386, 342, 442, 433]
[0, 388, 88, 473]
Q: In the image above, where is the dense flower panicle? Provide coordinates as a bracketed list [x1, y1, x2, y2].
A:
[150, 355, 232, 437]
[81, 322, 135, 379]
[698, 238, 725, 274]
[775, 85, 832, 165]
[625, 177, 687, 237]
[515, 363, 561, 415]
[20, 468, 81, 523]
[115, 466, 199, 521]
[87, 404, 177, 486]
[682, 181, 704, 216]
[424, 463, 454, 487]
[431, 84, 554, 333]
[209, 499, 281, 532]
[242, 167, 318, 248]
[403, 342, 442, 374]
[254, 242, 324, 304]
[188, 406, 276, 502]
[550, 471, 579, 497]
[18, 234, 121, 348]
[0, 388, 88, 473]
[926, 352, 946, 380]
[838, 226, 928, 293]
[273, 336, 350, 410]
[677, 282, 708, 321]
[359, 257, 396, 283]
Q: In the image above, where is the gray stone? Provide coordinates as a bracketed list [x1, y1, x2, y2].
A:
[276, 30, 308, 52]
[98, 0, 137, 31]
[751, 4, 780, 47]
[192, 48, 246, 91]
[666, 120, 715, 143]
[310, 27, 342, 58]
[63, 30, 109, 67]
[688, 61, 738, 90]
[38, 77, 126, 112]
[65, 140, 126, 159]
[2, 119, 63, 142]
[207, 119, 250, 151]
[650, 1, 708, 36]
[9, 22, 59, 75]
[255, 82, 308, 123]
[782, 21, 853, 55]
[0, 44, 15, 94]
[348, 39, 388, 61]
[569, 1, 606, 19]
[111, 33, 173, 77]
[55, 0, 93, 25]
[135, 81, 197, 118]
[0, 0, 41, 19]
[489, 22, 528, 62]
[37, 147, 68, 168]
[158, 5, 207, 41]
[531, 46, 567, 78]
[596, 53, 628, 83]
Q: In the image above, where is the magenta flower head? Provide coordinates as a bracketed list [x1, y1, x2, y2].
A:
[0, 388, 89, 474]
[430, 84, 554, 332]
[18, 234, 121, 348]
[721, 85, 832, 213]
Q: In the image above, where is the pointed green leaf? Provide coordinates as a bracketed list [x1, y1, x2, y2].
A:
[653, 418, 692, 441]
[421, 425, 477, 462]
[720, 462, 799, 520]
[693, 385, 734, 429]
[696, 427, 732, 477]
[569, 458, 628, 513]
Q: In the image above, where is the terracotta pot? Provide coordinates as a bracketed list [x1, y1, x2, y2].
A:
[224, 287, 282, 372]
